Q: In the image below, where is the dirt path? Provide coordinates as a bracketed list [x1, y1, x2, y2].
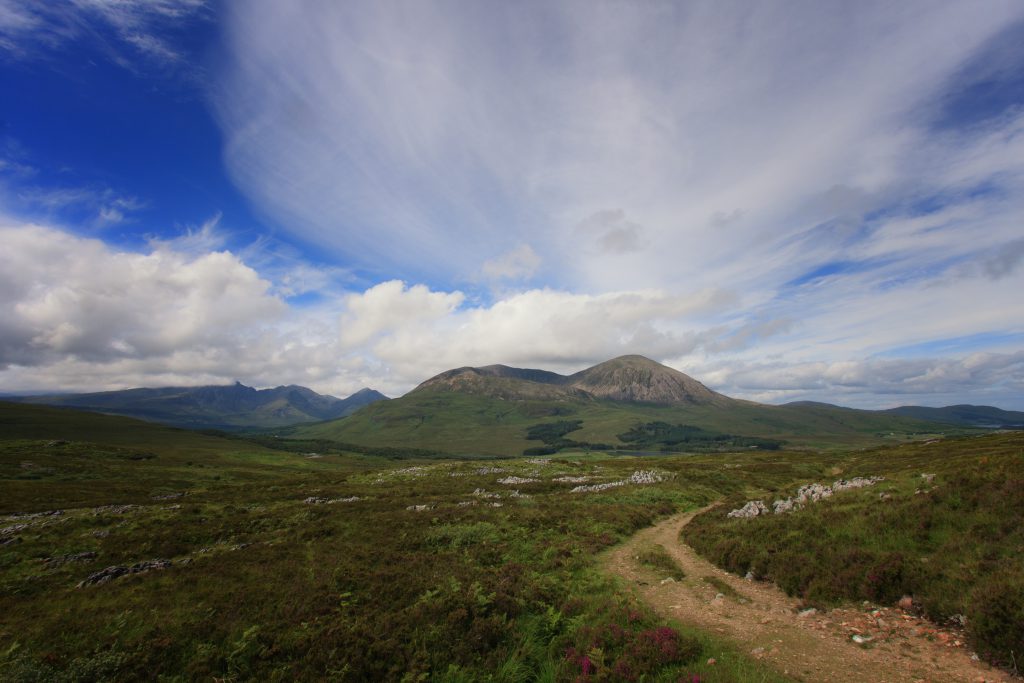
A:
[603, 506, 1014, 683]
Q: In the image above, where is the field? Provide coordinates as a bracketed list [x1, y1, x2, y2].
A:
[2, 402, 1019, 681]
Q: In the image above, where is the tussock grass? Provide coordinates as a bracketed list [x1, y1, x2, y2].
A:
[684, 431, 1024, 672]
[636, 543, 686, 581]
[0, 401, 794, 681]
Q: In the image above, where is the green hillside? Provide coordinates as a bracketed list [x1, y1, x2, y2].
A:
[288, 386, 960, 456]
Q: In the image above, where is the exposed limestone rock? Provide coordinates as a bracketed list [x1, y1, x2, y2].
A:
[727, 500, 769, 518]
[77, 559, 172, 587]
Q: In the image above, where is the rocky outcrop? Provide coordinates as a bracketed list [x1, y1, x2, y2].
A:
[728, 477, 885, 518]
[77, 559, 172, 587]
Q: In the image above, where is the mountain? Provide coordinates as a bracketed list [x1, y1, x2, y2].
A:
[411, 354, 730, 405]
[565, 355, 730, 405]
[880, 404, 1024, 428]
[290, 355, 955, 456]
[10, 383, 388, 431]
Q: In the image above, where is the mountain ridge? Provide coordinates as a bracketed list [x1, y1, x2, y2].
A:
[8, 383, 388, 431]
[413, 354, 730, 406]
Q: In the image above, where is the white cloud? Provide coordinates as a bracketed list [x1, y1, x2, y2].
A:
[0, 0, 207, 68]
[214, 1, 1024, 295]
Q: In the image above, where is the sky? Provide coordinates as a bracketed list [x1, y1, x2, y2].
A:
[1, 0, 1023, 409]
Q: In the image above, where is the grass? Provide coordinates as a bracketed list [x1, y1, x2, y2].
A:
[0, 401, 794, 682]
[636, 544, 686, 581]
[683, 430, 1024, 671]
[287, 387, 965, 456]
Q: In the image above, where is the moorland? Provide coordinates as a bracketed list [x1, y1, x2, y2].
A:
[1, 355, 1021, 682]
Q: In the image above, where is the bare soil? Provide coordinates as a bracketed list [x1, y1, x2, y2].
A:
[602, 506, 1015, 683]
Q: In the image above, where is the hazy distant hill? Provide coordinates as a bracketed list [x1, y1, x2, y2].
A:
[291, 355, 956, 455]
[10, 383, 388, 431]
[880, 404, 1024, 428]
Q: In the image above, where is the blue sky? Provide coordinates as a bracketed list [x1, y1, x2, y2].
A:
[1, 0, 1023, 409]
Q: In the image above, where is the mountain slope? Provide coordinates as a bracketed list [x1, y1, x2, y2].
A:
[566, 355, 730, 405]
[880, 404, 1024, 428]
[291, 356, 956, 455]
[10, 384, 388, 431]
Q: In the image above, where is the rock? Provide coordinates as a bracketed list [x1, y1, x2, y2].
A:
[92, 504, 141, 515]
[44, 551, 97, 567]
[727, 500, 769, 518]
[660, 577, 676, 585]
[496, 476, 539, 485]
[77, 559, 172, 587]
[898, 595, 914, 610]
[948, 613, 966, 627]
[92, 530, 110, 538]
[744, 571, 755, 581]
[852, 634, 873, 644]
[406, 504, 434, 512]
[920, 473, 936, 484]
[706, 658, 716, 666]
[0, 536, 22, 546]
[798, 608, 817, 618]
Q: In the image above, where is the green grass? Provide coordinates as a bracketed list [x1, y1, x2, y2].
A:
[288, 388, 966, 456]
[0, 401, 794, 682]
[684, 431, 1024, 671]
[635, 544, 686, 581]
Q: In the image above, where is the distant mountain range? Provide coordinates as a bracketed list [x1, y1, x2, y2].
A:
[8, 383, 388, 431]
[7, 355, 1017, 446]
[289, 355, 976, 455]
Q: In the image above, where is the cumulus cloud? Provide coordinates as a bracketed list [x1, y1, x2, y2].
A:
[0, 220, 283, 368]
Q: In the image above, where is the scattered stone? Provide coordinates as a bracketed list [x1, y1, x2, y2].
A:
[45, 440, 70, 447]
[798, 608, 817, 618]
[948, 613, 966, 627]
[1, 523, 33, 537]
[659, 577, 676, 585]
[497, 476, 538, 485]
[472, 488, 501, 499]
[727, 500, 769, 518]
[44, 551, 97, 567]
[0, 536, 22, 546]
[406, 504, 434, 512]
[570, 470, 669, 494]
[77, 559, 172, 587]
[851, 634, 873, 644]
[92, 504, 142, 515]
[920, 473, 936, 484]
[5, 510, 63, 520]
[730, 476, 884, 519]
[151, 492, 185, 501]
[474, 466, 505, 475]
[304, 496, 360, 505]
[879, 492, 892, 500]
[92, 530, 110, 538]
[457, 501, 477, 507]
[552, 475, 591, 483]
[750, 647, 765, 657]
[570, 480, 626, 494]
